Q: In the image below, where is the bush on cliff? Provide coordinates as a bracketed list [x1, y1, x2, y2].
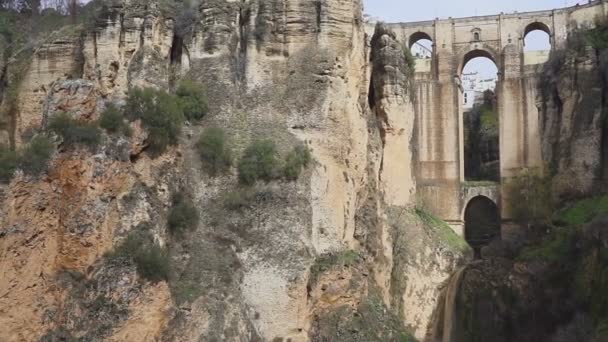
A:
[47, 112, 101, 148]
[282, 144, 311, 180]
[167, 192, 199, 237]
[18, 135, 54, 176]
[196, 127, 232, 176]
[238, 139, 278, 185]
[99, 103, 131, 136]
[124, 87, 184, 155]
[0, 145, 17, 183]
[106, 224, 170, 283]
[176, 79, 208, 121]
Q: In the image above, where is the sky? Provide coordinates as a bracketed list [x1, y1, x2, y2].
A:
[363, 0, 575, 83]
[363, 0, 582, 23]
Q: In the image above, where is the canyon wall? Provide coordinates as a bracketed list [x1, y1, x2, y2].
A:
[0, 0, 469, 341]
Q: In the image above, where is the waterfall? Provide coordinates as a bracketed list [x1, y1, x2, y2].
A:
[429, 266, 467, 342]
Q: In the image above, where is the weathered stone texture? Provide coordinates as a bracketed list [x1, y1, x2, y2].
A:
[539, 46, 606, 199]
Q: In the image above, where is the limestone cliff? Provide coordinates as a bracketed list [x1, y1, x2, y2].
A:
[0, 1, 469, 341]
[539, 33, 608, 199]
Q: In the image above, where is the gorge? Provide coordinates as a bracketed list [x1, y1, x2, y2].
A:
[0, 0, 607, 341]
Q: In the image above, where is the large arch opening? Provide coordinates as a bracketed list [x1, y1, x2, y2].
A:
[409, 32, 433, 73]
[464, 196, 501, 256]
[461, 50, 500, 182]
[524, 22, 551, 65]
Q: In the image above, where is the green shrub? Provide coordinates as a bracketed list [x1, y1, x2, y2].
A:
[99, 103, 130, 136]
[0, 145, 17, 183]
[47, 112, 101, 147]
[238, 139, 278, 185]
[167, 192, 199, 236]
[176, 79, 208, 121]
[134, 243, 170, 283]
[107, 225, 169, 282]
[18, 135, 54, 176]
[557, 195, 608, 226]
[283, 144, 311, 180]
[196, 127, 232, 176]
[124, 87, 184, 155]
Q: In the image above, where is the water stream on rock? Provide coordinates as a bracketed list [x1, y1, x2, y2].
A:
[429, 266, 467, 342]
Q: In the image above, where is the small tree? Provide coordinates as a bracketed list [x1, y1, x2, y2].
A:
[0, 145, 17, 183]
[176, 79, 208, 121]
[167, 192, 199, 237]
[18, 135, 54, 176]
[282, 144, 312, 180]
[124, 87, 184, 155]
[238, 139, 278, 185]
[196, 127, 232, 176]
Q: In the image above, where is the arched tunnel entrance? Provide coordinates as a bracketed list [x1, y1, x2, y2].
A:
[464, 196, 501, 257]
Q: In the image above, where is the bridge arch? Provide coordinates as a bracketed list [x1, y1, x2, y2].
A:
[523, 21, 552, 38]
[408, 31, 433, 49]
[409, 31, 434, 73]
[463, 195, 501, 255]
[458, 47, 501, 76]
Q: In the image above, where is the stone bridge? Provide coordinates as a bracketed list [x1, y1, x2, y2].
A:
[377, 1, 608, 236]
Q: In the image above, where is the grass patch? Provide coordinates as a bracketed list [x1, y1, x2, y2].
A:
[222, 188, 257, 210]
[557, 195, 608, 227]
[518, 227, 578, 263]
[415, 208, 470, 253]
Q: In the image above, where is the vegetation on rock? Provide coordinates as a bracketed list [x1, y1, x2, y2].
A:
[47, 112, 101, 148]
[282, 144, 311, 180]
[238, 139, 279, 185]
[167, 192, 199, 237]
[0, 145, 17, 183]
[557, 195, 608, 227]
[124, 87, 185, 156]
[18, 135, 54, 176]
[176, 79, 208, 121]
[415, 207, 470, 253]
[196, 127, 232, 176]
[106, 224, 170, 283]
[99, 103, 131, 136]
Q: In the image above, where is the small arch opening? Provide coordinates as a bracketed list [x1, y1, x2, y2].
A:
[462, 51, 500, 182]
[409, 32, 433, 73]
[473, 32, 480, 41]
[524, 22, 551, 65]
[464, 196, 501, 257]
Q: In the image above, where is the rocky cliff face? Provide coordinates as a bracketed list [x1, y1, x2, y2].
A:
[0, 1, 469, 341]
[539, 37, 608, 199]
